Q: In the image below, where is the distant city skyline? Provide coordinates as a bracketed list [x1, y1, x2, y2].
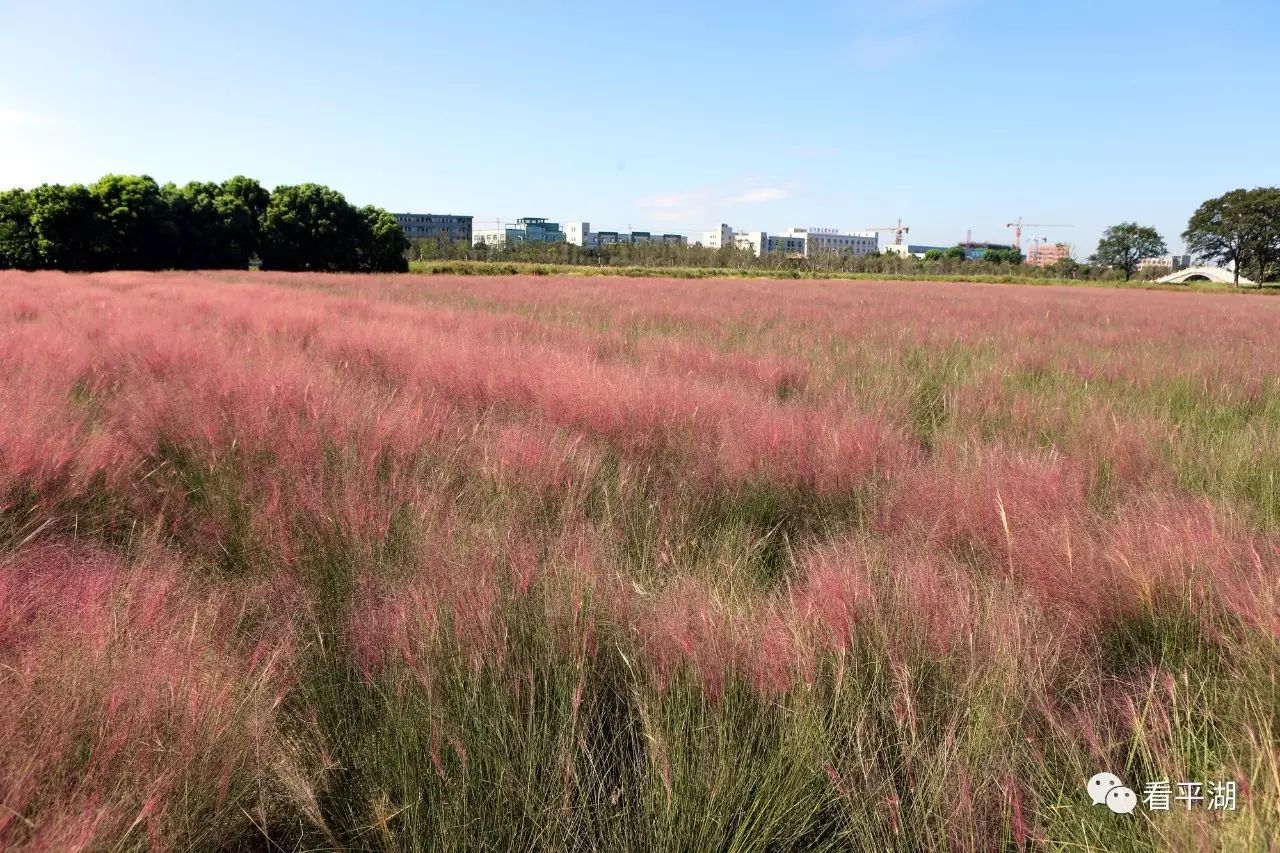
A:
[3, 0, 1278, 256]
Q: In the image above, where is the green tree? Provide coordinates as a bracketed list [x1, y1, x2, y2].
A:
[217, 176, 270, 267]
[944, 245, 967, 261]
[923, 248, 945, 262]
[164, 181, 226, 268]
[1184, 189, 1250, 286]
[1184, 187, 1280, 286]
[358, 206, 409, 272]
[1089, 222, 1167, 281]
[163, 177, 269, 269]
[1050, 257, 1085, 279]
[259, 184, 363, 272]
[28, 183, 101, 270]
[89, 174, 176, 269]
[0, 188, 40, 270]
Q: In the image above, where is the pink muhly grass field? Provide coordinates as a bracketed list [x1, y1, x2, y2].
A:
[1, 269, 1279, 851]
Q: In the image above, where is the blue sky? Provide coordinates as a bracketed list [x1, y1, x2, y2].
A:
[2, 0, 1277, 255]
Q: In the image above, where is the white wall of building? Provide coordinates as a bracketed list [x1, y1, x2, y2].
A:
[564, 222, 591, 246]
[788, 227, 878, 257]
[701, 223, 735, 250]
[474, 229, 510, 246]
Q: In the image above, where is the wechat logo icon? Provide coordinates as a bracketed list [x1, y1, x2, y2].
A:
[1088, 772, 1137, 814]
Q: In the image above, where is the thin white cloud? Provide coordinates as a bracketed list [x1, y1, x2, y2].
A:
[649, 208, 701, 223]
[635, 187, 715, 224]
[637, 189, 708, 211]
[632, 178, 801, 228]
[727, 186, 793, 204]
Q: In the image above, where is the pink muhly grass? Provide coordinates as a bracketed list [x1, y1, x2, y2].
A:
[711, 404, 909, 494]
[789, 545, 876, 651]
[1101, 496, 1278, 621]
[1003, 776, 1030, 847]
[633, 577, 731, 697]
[349, 533, 512, 680]
[0, 542, 293, 850]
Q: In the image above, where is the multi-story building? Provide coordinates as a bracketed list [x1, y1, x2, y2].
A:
[629, 231, 685, 245]
[393, 213, 473, 244]
[565, 222, 594, 247]
[567, 222, 685, 248]
[474, 217, 567, 246]
[1137, 254, 1192, 273]
[786, 227, 878, 258]
[959, 242, 1017, 260]
[734, 231, 806, 257]
[884, 243, 949, 259]
[700, 224, 736, 250]
[1026, 242, 1072, 268]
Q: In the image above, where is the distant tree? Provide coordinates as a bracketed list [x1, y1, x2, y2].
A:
[164, 181, 226, 268]
[259, 184, 363, 272]
[217, 176, 270, 266]
[1050, 257, 1085, 279]
[28, 183, 101, 270]
[1089, 223, 1167, 281]
[944, 245, 967, 261]
[0, 188, 40, 270]
[923, 248, 945, 262]
[358, 205, 409, 272]
[1184, 189, 1251, 286]
[89, 174, 176, 270]
[980, 247, 1022, 265]
[1184, 188, 1280, 286]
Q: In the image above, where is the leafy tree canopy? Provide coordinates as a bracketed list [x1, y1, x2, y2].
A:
[1, 174, 406, 274]
[1089, 223, 1167, 281]
[1184, 187, 1280, 285]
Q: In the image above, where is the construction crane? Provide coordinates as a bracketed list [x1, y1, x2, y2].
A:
[1006, 217, 1073, 250]
[862, 219, 911, 245]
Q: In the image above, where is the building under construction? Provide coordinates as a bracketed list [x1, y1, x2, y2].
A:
[1026, 242, 1072, 268]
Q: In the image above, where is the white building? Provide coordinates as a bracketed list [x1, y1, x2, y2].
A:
[565, 221, 684, 248]
[787, 227, 878, 258]
[565, 222, 594, 247]
[701, 223, 736, 250]
[733, 230, 806, 257]
[474, 217, 567, 247]
[1138, 254, 1192, 273]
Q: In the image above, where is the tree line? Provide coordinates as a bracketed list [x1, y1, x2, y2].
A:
[0, 175, 408, 273]
[1086, 188, 1280, 284]
[410, 234, 1128, 281]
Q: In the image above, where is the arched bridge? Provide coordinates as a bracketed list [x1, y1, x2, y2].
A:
[1156, 266, 1255, 286]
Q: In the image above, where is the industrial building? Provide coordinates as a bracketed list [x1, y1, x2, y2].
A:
[474, 217, 567, 246]
[393, 213, 473, 244]
[734, 232, 806, 257]
[884, 243, 949, 259]
[958, 242, 1017, 260]
[700, 224, 736, 250]
[786, 227, 879, 258]
[698, 224, 858, 258]
[566, 222, 686, 248]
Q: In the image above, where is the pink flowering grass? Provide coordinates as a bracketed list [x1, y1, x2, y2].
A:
[1, 269, 1279, 850]
[0, 542, 302, 851]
